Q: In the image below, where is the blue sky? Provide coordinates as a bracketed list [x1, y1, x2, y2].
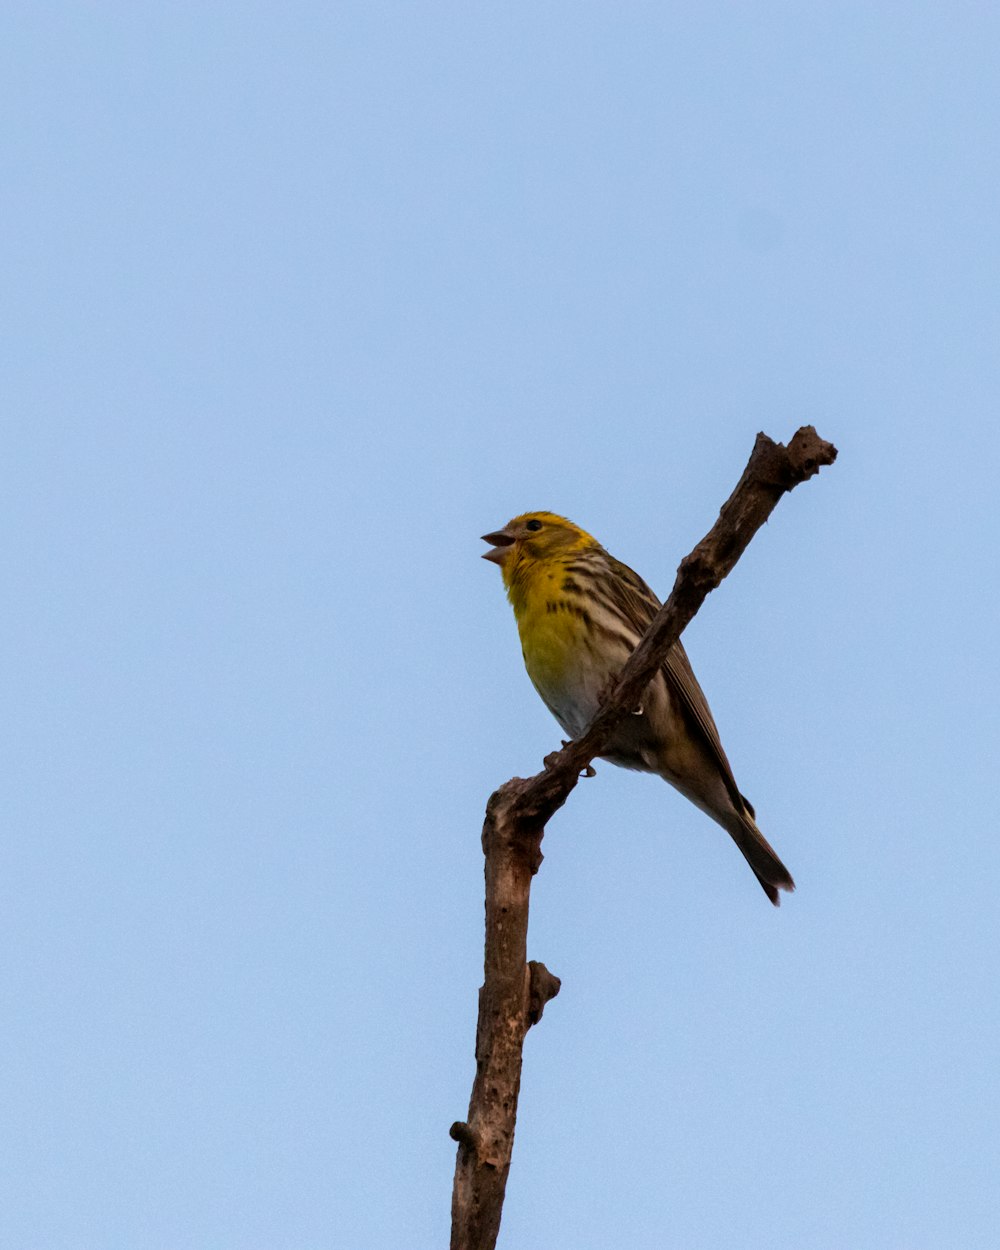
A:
[3, 4, 999, 1247]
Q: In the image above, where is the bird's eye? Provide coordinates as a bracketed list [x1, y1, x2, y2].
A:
[526, 519, 543, 532]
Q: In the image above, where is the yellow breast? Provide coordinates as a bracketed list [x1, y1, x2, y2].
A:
[516, 585, 591, 685]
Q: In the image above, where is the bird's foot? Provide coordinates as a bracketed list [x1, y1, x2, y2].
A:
[562, 739, 597, 778]
[543, 740, 596, 778]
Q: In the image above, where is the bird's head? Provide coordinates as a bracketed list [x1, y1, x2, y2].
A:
[481, 512, 596, 587]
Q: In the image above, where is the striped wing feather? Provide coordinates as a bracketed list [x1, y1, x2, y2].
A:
[601, 554, 749, 815]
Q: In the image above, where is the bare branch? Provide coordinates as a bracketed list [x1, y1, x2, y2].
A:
[450, 427, 837, 1250]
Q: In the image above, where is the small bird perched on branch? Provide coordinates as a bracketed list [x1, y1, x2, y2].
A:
[482, 511, 794, 905]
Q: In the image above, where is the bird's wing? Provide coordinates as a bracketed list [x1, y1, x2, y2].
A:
[603, 555, 747, 811]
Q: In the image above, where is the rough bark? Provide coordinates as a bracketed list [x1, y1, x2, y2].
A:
[450, 427, 837, 1250]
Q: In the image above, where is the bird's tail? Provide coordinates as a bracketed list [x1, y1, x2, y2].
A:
[728, 801, 795, 907]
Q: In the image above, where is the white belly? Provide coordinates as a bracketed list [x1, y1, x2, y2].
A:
[518, 612, 665, 772]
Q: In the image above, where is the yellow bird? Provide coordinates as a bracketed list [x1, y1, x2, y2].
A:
[482, 511, 794, 905]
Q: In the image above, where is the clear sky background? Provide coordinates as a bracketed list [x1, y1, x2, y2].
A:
[3, 4, 999, 1248]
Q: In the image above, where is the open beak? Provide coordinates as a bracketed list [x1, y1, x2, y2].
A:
[481, 528, 515, 565]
